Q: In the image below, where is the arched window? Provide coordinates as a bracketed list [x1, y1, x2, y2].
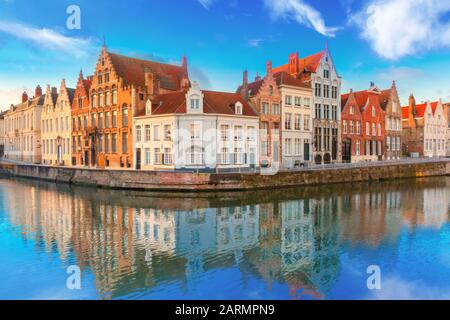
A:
[122, 105, 128, 127]
[105, 90, 111, 106]
[91, 91, 97, 108]
[98, 90, 103, 107]
[372, 123, 376, 136]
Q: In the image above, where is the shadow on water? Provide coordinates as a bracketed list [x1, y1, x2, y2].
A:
[0, 175, 449, 299]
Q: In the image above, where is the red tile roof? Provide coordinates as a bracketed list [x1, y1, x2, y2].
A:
[136, 90, 258, 117]
[107, 51, 187, 90]
[273, 51, 325, 75]
[401, 102, 429, 119]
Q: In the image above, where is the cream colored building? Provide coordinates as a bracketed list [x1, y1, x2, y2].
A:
[276, 72, 313, 168]
[4, 86, 44, 163]
[41, 80, 74, 165]
[0, 111, 6, 157]
[133, 83, 260, 171]
[423, 101, 447, 158]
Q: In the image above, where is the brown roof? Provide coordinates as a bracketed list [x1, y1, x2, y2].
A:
[136, 90, 258, 117]
[379, 89, 392, 110]
[273, 71, 311, 89]
[107, 52, 186, 90]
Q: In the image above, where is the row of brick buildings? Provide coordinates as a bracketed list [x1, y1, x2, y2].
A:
[1, 46, 449, 170]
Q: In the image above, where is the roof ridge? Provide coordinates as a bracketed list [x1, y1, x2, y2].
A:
[107, 51, 183, 69]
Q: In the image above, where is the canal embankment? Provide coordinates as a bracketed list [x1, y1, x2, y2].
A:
[1, 158, 449, 191]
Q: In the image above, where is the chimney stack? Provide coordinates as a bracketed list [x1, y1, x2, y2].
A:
[182, 56, 188, 72]
[35, 85, 42, 98]
[22, 91, 28, 103]
[288, 52, 299, 75]
[243, 70, 248, 87]
[145, 67, 155, 96]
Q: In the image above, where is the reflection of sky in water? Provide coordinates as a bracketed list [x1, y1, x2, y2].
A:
[0, 177, 449, 300]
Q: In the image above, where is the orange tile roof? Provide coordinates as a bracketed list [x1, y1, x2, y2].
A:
[273, 71, 311, 89]
[136, 90, 258, 117]
[273, 51, 325, 75]
[401, 102, 429, 119]
[107, 51, 186, 90]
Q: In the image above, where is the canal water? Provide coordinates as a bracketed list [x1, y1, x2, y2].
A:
[0, 176, 449, 300]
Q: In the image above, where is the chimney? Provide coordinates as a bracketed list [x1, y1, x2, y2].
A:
[35, 85, 42, 98]
[240, 70, 249, 100]
[52, 87, 58, 95]
[408, 93, 416, 127]
[145, 67, 155, 96]
[266, 60, 272, 75]
[182, 55, 188, 72]
[22, 91, 28, 103]
[370, 81, 375, 88]
[288, 52, 299, 75]
[243, 70, 248, 87]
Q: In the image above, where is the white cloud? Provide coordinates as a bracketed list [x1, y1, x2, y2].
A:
[247, 38, 264, 47]
[0, 87, 30, 110]
[263, 0, 340, 37]
[351, 0, 450, 60]
[197, 0, 215, 9]
[378, 67, 424, 81]
[0, 20, 95, 59]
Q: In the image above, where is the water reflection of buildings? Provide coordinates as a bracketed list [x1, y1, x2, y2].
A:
[1, 177, 449, 299]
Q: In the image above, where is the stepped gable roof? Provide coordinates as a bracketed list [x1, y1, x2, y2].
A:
[107, 51, 186, 90]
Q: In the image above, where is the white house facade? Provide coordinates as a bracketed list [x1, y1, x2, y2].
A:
[133, 83, 259, 171]
[423, 101, 447, 158]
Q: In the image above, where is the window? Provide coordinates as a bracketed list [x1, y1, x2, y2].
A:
[145, 125, 151, 142]
[154, 125, 160, 140]
[294, 138, 301, 155]
[190, 96, 200, 110]
[112, 87, 117, 105]
[315, 104, 321, 119]
[136, 125, 142, 142]
[377, 123, 382, 136]
[356, 140, 361, 155]
[372, 106, 376, 117]
[324, 69, 330, 79]
[122, 107, 128, 127]
[111, 134, 117, 153]
[294, 96, 301, 106]
[220, 125, 229, 141]
[221, 148, 229, 164]
[78, 96, 82, 108]
[163, 148, 172, 165]
[99, 113, 103, 129]
[285, 95, 292, 105]
[145, 148, 151, 165]
[112, 111, 117, 127]
[98, 91, 103, 107]
[106, 91, 111, 106]
[272, 103, 280, 115]
[189, 123, 200, 140]
[304, 115, 310, 131]
[164, 124, 171, 141]
[372, 123, 376, 136]
[315, 83, 321, 97]
[332, 105, 337, 120]
[235, 103, 242, 115]
[350, 106, 355, 115]
[285, 138, 292, 155]
[154, 148, 162, 164]
[386, 136, 391, 151]
[262, 102, 269, 114]
[91, 114, 96, 127]
[324, 105, 330, 120]
[269, 85, 274, 96]
[247, 126, 255, 141]
[105, 112, 110, 128]
[332, 86, 338, 99]
[304, 98, 310, 108]
[350, 121, 354, 134]
[98, 73, 102, 85]
[366, 122, 370, 135]
[343, 120, 347, 134]
[285, 113, 292, 130]
[234, 125, 242, 141]
[356, 121, 361, 134]
[294, 114, 301, 130]
[324, 85, 330, 98]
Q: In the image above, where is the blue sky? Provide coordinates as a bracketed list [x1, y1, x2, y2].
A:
[1, 0, 450, 110]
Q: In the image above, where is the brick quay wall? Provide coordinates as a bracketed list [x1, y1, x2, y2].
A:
[0, 160, 449, 192]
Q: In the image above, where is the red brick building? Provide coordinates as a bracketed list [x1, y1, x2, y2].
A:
[71, 71, 92, 166]
[85, 47, 189, 168]
[341, 85, 386, 162]
[238, 62, 282, 168]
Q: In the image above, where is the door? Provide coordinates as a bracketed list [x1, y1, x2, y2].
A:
[332, 137, 338, 160]
[342, 139, 351, 163]
[304, 142, 310, 161]
[136, 148, 141, 170]
[84, 151, 89, 166]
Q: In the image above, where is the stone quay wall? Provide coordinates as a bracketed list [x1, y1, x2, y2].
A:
[0, 160, 449, 192]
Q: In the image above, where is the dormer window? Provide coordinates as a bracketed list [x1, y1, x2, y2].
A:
[190, 96, 200, 110]
[235, 102, 243, 115]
